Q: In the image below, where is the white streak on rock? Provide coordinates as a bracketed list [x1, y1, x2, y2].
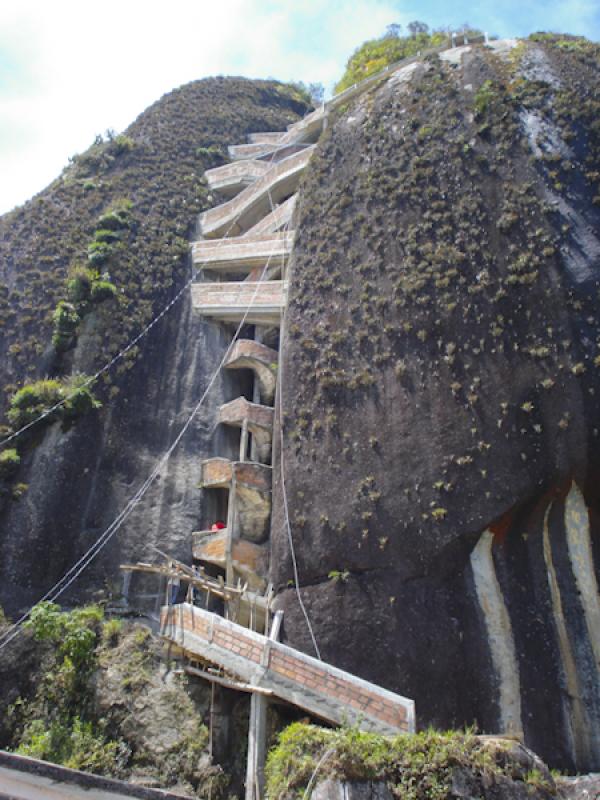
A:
[471, 530, 523, 734]
[565, 483, 600, 672]
[542, 503, 591, 768]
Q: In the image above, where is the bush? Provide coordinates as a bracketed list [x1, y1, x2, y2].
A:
[87, 240, 114, 265]
[16, 717, 129, 777]
[97, 201, 132, 231]
[61, 374, 102, 420]
[264, 723, 526, 800]
[93, 228, 122, 244]
[334, 24, 484, 93]
[66, 266, 94, 305]
[52, 301, 80, 351]
[90, 280, 117, 303]
[7, 375, 101, 429]
[26, 601, 104, 668]
[107, 134, 135, 157]
[335, 27, 449, 93]
[102, 617, 123, 646]
[7, 379, 64, 427]
[0, 448, 20, 479]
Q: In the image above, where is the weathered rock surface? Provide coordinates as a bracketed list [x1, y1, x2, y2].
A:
[0, 78, 309, 617]
[272, 37, 600, 772]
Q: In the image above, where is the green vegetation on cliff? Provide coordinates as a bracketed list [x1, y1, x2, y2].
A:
[265, 723, 556, 800]
[334, 23, 483, 92]
[3, 604, 225, 796]
[0, 78, 310, 429]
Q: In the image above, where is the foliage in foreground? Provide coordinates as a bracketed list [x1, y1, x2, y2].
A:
[11, 603, 130, 776]
[265, 723, 555, 800]
[6, 604, 221, 796]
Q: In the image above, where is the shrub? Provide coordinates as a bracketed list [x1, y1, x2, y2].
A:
[61, 374, 102, 420]
[87, 240, 114, 265]
[102, 617, 123, 646]
[66, 266, 94, 305]
[52, 301, 80, 351]
[16, 718, 129, 777]
[7, 375, 101, 429]
[0, 448, 20, 479]
[7, 379, 64, 427]
[90, 280, 117, 303]
[335, 26, 453, 93]
[265, 723, 520, 800]
[97, 201, 132, 231]
[107, 134, 135, 156]
[93, 228, 122, 244]
[26, 601, 104, 668]
[474, 80, 497, 117]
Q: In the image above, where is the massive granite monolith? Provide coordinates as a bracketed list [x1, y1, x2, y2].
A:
[272, 37, 600, 771]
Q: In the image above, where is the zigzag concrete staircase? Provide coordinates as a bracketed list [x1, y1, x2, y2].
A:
[168, 81, 419, 732]
[158, 65, 445, 800]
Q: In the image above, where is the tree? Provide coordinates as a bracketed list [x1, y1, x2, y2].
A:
[385, 23, 402, 39]
[407, 20, 429, 37]
[308, 82, 325, 105]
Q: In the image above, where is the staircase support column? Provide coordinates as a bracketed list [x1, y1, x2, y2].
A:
[245, 691, 268, 800]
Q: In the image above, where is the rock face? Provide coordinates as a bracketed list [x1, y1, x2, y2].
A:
[272, 37, 600, 771]
[0, 78, 309, 617]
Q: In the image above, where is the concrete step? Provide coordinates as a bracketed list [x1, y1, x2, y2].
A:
[242, 195, 296, 239]
[205, 159, 270, 198]
[200, 148, 314, 238]
[248, 132, 286, 145]
[191, 529, 267, 591]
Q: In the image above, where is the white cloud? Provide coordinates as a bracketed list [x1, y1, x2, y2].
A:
[0, 0, 401, 214]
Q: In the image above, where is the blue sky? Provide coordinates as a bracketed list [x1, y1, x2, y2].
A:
[0, 0, 598, 215]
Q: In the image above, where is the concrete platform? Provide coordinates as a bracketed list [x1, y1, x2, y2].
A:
[205, 159, 270, 198]
[192, 529, 266, 590]
[218, 396, 273, 462]
[199, 458, 272, 543]
[192, 232, 293, 275]
[191, 280, 286, 326]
